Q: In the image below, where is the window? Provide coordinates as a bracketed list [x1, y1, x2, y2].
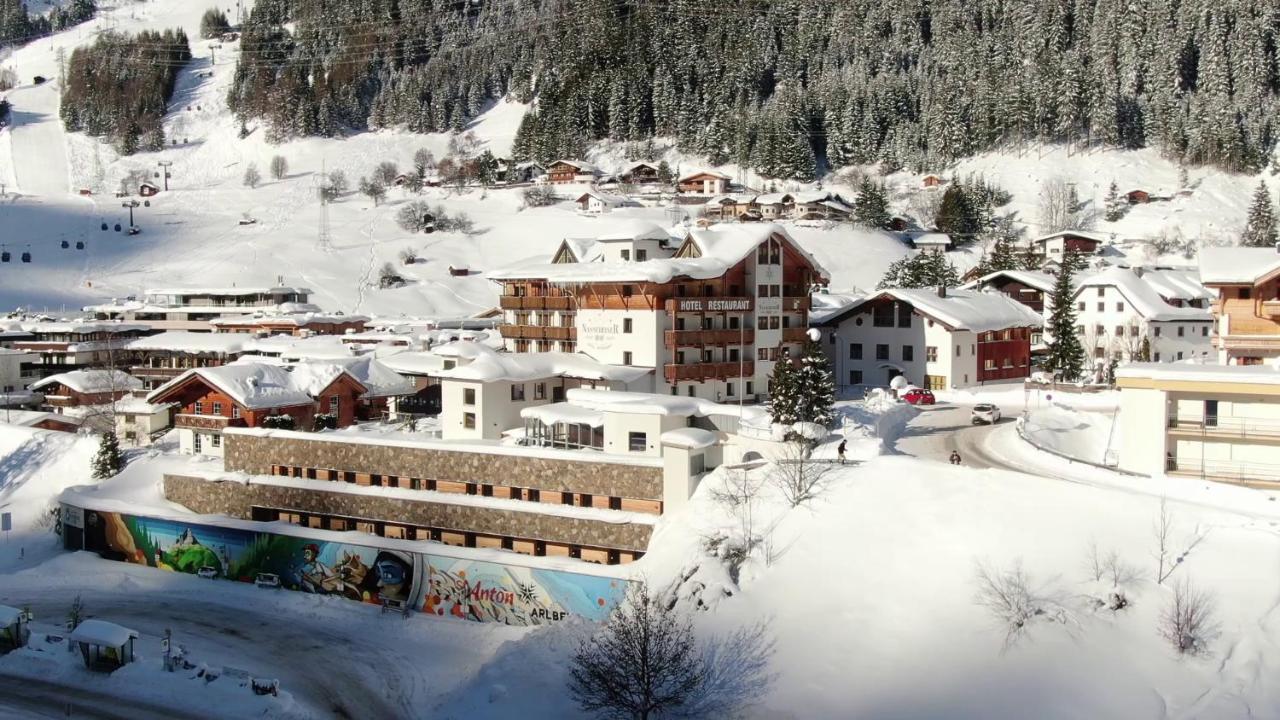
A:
[876, 344, 889, 360]
[1204, 399, 1219, 427]
[330, 395, 340, 414]
[621, 285, 634, 297]
[897, 304, 912, 328]
[984, 359, 995, 370]
[1154, 352, 1161, 361]
[629, 432, 647, 452]
[1116, 302, 1124, 312]
[1240, 288, 1252, 299]
[926, 346, 938, 362]
[464, 388, 476, 405]
[955, 345, 961, 357]
[757, 284, 769, 297]
[194, 401, 203, 415]
[636, 249, 647, 261]
[726, 382, 735, 397]
[849, 343, 862, 360]
[623, 351, 633, 365]
[193, 434, 202, 452]
[1095, 325, 1104, 335]
[212, 401, 222, 415]
[463, 412, 476, 429]
[1202, 326, 1208, 337]
[1097, 303, 1104, 312]
[1096, 287, 1105, 297]
[849, 370, 863, 385]
[232, 406, 241, 419]
[902, 345, 914, 361]
[1076, 325, 1085, 336]
[1115, 326, 1124, 337]
[872, 304, 895, 327]
[621, 249, 631, 261]
[1177, 326, 1184, 337]
[758, 348, 768, 360]
[1077, 301, 1085, 311]
[534, 382, 546, 400]
[746, 381, 754, 396]
[211, 434, 221, 448]
[1154, 326, 1161, 337]
[1177, 351, 1184, 360]
[511, 384, 525, 401]
[623, 318, 633, 334]
[770, 316, 781, 330]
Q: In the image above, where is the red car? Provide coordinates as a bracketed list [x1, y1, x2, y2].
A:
[901, 388, 935, 405]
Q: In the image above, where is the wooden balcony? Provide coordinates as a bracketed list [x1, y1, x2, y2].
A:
[782, 296, 811, 312]
[498, 324, 576, 341]
[781, 327, 810, 343]
[663, 360, 754, 384]
[664, 297, 754, 314]
[1261, 301, 1280, 318]
[664, 329, 755, 347]
[130, 366, 190, 379]
[499, 296, 573, 311]
[175, 414, 245, 430]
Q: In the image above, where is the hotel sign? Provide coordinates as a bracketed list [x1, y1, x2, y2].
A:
[674, 298, 753, 313]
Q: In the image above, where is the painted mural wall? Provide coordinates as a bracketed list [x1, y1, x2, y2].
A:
[66, 506, 628, 626]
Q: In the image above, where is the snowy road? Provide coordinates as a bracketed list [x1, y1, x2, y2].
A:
[893, 403, 1011, 470]
[5, 82, 70, 197]
[0, 673, 208, 720]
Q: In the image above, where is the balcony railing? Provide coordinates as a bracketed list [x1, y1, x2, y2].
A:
[175, 414, 245, 430]
[499, 296, 574, 311]
[498, 324, 577, 341]
[130, 366, 190, 378]
[1261, 301, 1280, 318]
[1167, 415, 1280, 440]
[1166, 458, 1280, 487]
[663, 360, 754, 384]
[664, 329, 755, 347]
[781, 327, 810, 343]
[664, 297, 754, 314]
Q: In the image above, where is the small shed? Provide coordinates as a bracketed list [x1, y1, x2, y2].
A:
[139, 181, 160, 197]
[922, 174, 944, 188]
[0, 605, 29, 653]
[69, 620, 139, 671]
[913, 232, 951, 252]
[1125, 189, 1150, 204]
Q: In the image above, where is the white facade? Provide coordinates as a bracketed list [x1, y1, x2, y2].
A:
[576, 308, 666, 372]
[0, 349, 34, 394]
[178, 428, 226, 458]
[1072, 270, 1213, 366]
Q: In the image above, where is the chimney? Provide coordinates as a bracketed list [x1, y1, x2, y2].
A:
[937, 285, 947, 298]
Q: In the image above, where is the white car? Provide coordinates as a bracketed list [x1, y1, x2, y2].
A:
[254, 572, 282, 589]
[971, 404, 1002, 425]
[196, 566, 218, 580]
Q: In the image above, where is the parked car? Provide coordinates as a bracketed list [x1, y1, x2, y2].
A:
[196, 566, 218, 579]
[254, 572, 281, 589]
[901, 388, 936, 405]
[971, 403, 1002, 425]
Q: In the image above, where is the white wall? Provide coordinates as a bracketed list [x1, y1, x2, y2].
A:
[1073, 285, 1213, 364]
[576, 308, 665, 368]
[0, 351, 31, 393]
[824, 306, 978, 389]
[1117, 387, 1168, 475]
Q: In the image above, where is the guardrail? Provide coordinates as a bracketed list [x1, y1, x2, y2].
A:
[1015, 416, 1145, 477]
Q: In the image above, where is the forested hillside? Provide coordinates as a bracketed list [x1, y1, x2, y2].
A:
[61, 30, 192, 154]
[0, 0, 95, 51]
[237, 0, 1274, 178]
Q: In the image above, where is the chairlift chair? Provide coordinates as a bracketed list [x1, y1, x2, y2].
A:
[21, 252, 31, 263]
[75, 241, 84, 250]
[60, 240, 69, 249]
[100, 222, 108, 231]
[1, 251, 9, 262]
[114, 223, 122, 232]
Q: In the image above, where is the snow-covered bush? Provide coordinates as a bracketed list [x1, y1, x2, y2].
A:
[522, 186, 557, 208]
[396, 201, 435, 233]
[378, 262, 406, 289]
[975, 560, 1070, 648]
[269, 155, 288, 180]
[1160, 578, 1218, 655]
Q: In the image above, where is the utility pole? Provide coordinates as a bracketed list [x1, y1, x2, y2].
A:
[122, 199, 139, 227]
[157, 161, 173, 191]
[315, 159, 333, 252]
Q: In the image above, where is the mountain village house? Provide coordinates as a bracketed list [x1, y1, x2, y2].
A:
[85, 286, 318, 332]
[30, 369, 143, 409]
[575, 191, 641, 215]
[546, 160, 600, 184]
[701, 191, 854, 223]
[209, 311, 368, 337]
[125, 332, 251, 389]
[678, 171, 731, 196]
[1072, 267, 1214, 365]
[1199, 247, 1280, 365]
[490, 222, 829, 401]
[612, 162, 661, 186]
[1034, 230, 1107, 261]
[0, 348, 37, 395]
[818, 287, 1043, 390]
[11, 322, 152, 379]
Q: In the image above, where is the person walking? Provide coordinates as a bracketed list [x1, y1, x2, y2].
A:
[837, 439, 847, 464]
[949, 450, 961, 466]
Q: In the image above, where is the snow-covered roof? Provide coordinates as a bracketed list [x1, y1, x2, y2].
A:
[660, 427, 718, 449]
[69, 619, 138, 648]
[1073, 267, 1211, 321]
[145, 286, 312, 297]
[243, 334, 356, 360]
[378, 351, 449, 376]
[324, 356, 413, 398]
[565, 387, 769, 424]
[1116, 362, 1280, 386]
[115, 395, 174, 415]
[1, 410, 83, 428]
[1141, 269, 1214, 303]
[576, 191, 637, 208]
[913, 233, 951, 246]
[437, 345, 650, 384]
[31, 369, 142, 394]
[0, 605, 23, 626]
[149, 363, 319, 409]
[550, 159, 599, 173]
[1034, 230, 1111, 244]
[126, 332, 251, 354]
[520, 403, 605, 427]
[820, 288, 1044, 332]
[592, 220, 673, 243]
[20, 321, 150, 335]
[490, 223, 827, 284]
[1198, 247, 1280, 285]
[616, 161, 658, 174]
[679, 169, 731, 181]
[964, 269, 1058, 294]
[210, 311, 366, 328]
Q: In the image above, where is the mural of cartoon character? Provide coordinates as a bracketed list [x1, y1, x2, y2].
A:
[296, 543, 340, 595]
[356, 551, 414, 606]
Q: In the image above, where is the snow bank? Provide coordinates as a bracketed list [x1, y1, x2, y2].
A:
[1019, 405, 1122, 467]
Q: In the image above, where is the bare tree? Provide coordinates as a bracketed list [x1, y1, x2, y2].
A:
[269, 155, 288, 180]
[568, 581, 774, 720]
[375, 160, 399, 185]
[1160, 578, 1218, 655]
[522, 185, 557, 208]
[769, 439, 834, 508]
[242, 163, 261, 188]
[412, 147, 435, 177]
[359, 176, 386, 206]
[1085, 539, 1105, 582]
[327, 169, 349, 196]
[1104, 549, 1142, 587]
[907, 189, 943, 229]
[1039, 176, 1093, 233]
[1153, 499, 1175, 584]
[974, 560, 1070, 649]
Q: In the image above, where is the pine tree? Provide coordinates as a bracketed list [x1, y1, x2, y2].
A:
[854, 177, 891, 229]
[1045, 262, 1085, 382]
[1104, 181, 1126, 222]
[768, 350, 799, 426]
[1241, 181, 1278, 247]
[1020, 241, 1042, 271]
[987, 222, 1019, 272]
[934, 185, 981, 244]
[92, 430, 124, 479]
[793, 339, 836, 426]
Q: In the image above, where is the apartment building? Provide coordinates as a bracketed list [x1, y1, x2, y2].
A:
[125, 332, 251, 389]
[490, 222, 829, 401]
[1072, 267, 1213, 364]
[85, 285, 318, 331]
[11, 322, 152, 379]
[0, 348, 37, 395]
[1117, 363, 1280, 486]
[209, 312, 367, 337]
[1200, 247, 1280, 365]
[818, 287, 1042, 389]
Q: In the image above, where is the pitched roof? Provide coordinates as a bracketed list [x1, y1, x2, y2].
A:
[550, 159, 599, 173]
[1141, 269, 1214, 303]
[146, 362, 366, 409]
[435, 345, 650, 384]
[1199, 246, 1280, 285]
[819, 288, 1044, 332]
[126, 331, 251, 354]
[1073, 267, 1211, 321]
[1034, 230, 1111, 244]
[964, 269, 1058, 294]
[679, 169, 731, 181]
[31, 369, 142, 394]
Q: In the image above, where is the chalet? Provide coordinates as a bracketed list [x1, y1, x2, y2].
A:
[889, 215, 912, 232]
[1198, 247, 1280, 365]
[31, 369, 143, 409]
[616, 162, 662, 186]
[138, 181, 160, 197]
[115, 395, 176, 447]
[792, 191, 854, 221]
[1126, 189, 1151, 204]
[818, 287, 1043, 390]
[210, 312, 368, 337]
[754, 193, 793, 220]
[963, 269, 1060, 349]
[575, 191, 641, 215]
[125, 331, 251, 389]
[1072, 266, 1213, 366]
[678, 170, 731, 196]
[147, 362, 371, 456]
[547, 160, 601, 185]
[922, 174, 944, 188]
[489, 222, 830, 400]
[508, 161, 546, 184]
[702, 194, 760, 222]
[1035, 230, 1107, 259]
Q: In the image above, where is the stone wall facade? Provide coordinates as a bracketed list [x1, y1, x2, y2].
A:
[164, 474, 653, 551]
[224, 431, 664, 500]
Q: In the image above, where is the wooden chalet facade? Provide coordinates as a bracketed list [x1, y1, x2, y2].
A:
[678, 171, 730, 196]
[546, 160, 599, 185]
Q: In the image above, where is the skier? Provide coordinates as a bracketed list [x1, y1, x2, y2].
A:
[837, 439, 847, 464]
[949, 450, 961, 466]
